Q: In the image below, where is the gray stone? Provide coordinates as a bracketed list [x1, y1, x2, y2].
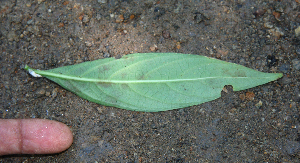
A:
[284, 140, 300, 155]
[279, 64, 290, 73]
[97, 0, 106, 3]
[7, 31, 18, 41]
[280, 76, 291, 85]
[27, 19, 34, 25]
[296, 49, 300, 55]
[82, 15, 90, 23]
[292, 59, 300, 70]
[103, 53, 110, 58]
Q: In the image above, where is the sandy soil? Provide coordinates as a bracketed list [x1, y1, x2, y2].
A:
[1, 0, 300, 162]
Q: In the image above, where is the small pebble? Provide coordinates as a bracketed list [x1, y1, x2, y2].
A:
[52, 88, 58, 98]
[11, 15, 22, 23]
[294, 89, 300, 102]
[37, 0, 44, 4]
[245, 92, 255, 101]
[78, 15, 83, 21]
[85, 41, 93, 47]
[253, 8, 265, 18]
[58, 22, 64, 27]
[36, 88, 46, 95]
[150, 45, 157, 52]
[274, 5, 284, 13]
[115, 15, 124, 23]
[292, 59, 300, 70]
[7, 31, 18, 41]
[239, 94, 246, 101]
[273, 11, 281, 21]
[27, 19, 34, 25]
[280, 76, 291, 85]
[63, 1, 69, 5]
[266, 55, 278, 67]
[296, 49, 300, 55]
[103, 53, 110, 58]
[130, 14, 135, 20]
[295, 26, 300, 37]
[82, 15, 90, 23]
[189, 32, 196, 37]
[264, 22, 273, 29]
[279, 64, 290, 73]
[97, 107, 103, 113]
[283, 140, 300, 155]
[162, 30, 170, 39]
[262, 87, 269, 93]
[269, 27, 284, 38]
[45, 91, 51, 97]
[239, 58, 245, 65]
[194, 13, 205, 23]
[96, 13, 102, 20]
[176, 42, 181, 49]
[97, 0, 106, 3]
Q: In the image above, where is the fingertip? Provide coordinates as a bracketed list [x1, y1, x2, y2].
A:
[21, 119, 73, 154]
[0, 119, 73, 156]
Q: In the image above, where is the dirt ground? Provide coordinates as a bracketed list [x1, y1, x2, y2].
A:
[1, 0, 300, 162]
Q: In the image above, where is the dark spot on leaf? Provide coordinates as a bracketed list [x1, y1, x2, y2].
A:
[234, 70, 246, 77]
[102, 65, 110, 71]
[97, 82, 112, 88]
[138, 75, 145, 80]
[221, 68, 245, 77]
[121, 72, 127, 78]
[120, 84, 129, 89]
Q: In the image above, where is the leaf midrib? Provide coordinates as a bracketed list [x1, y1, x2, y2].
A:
[32, 69, 275, 84]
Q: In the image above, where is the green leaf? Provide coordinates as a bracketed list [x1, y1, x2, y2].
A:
[25, 53, 282, 112]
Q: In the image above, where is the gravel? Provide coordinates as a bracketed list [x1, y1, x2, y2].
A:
[1, 0, 299, 162]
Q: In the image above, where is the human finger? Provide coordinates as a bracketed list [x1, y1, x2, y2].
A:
[0, 119, 73, 156]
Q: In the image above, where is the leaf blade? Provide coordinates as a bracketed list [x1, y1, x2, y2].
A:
[25, 53, 282, 112]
